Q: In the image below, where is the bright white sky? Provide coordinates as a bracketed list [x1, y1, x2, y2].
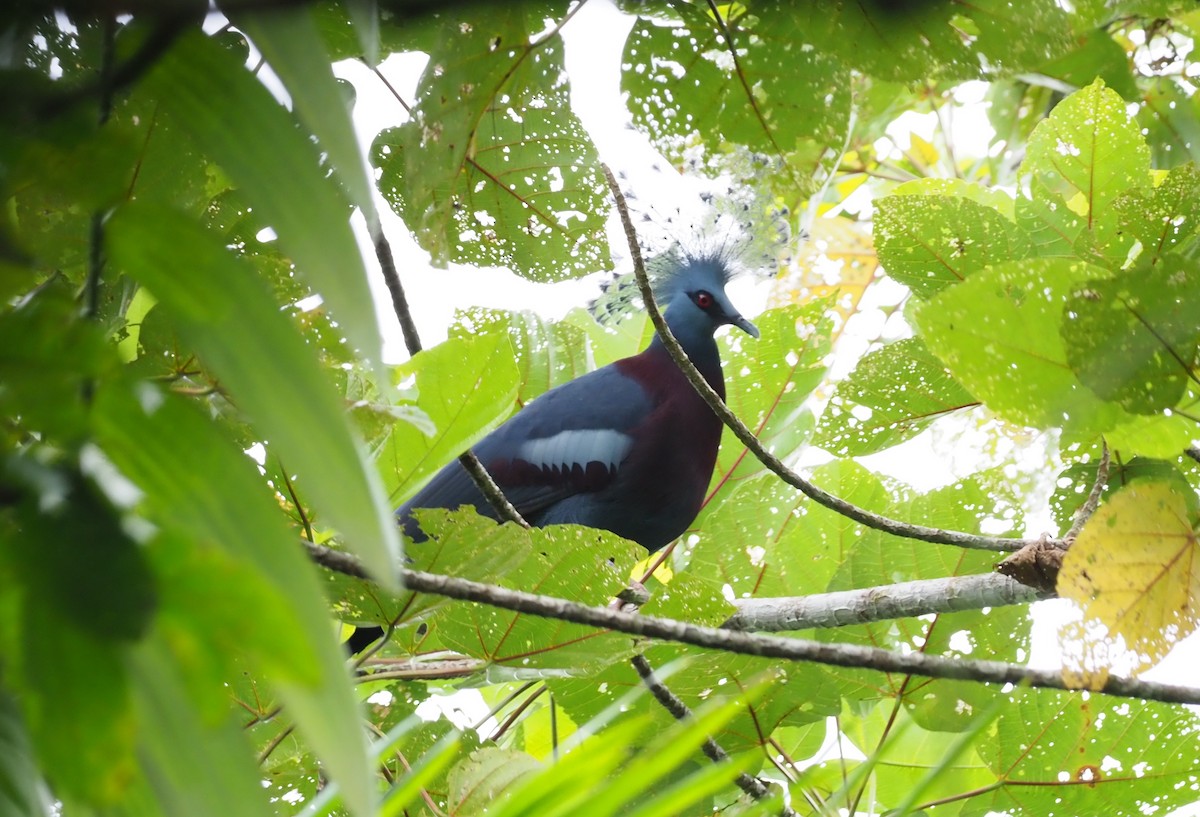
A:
[326, 1, 1199, 803]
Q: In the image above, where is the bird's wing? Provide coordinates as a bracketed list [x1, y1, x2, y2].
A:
[398, 364, 654, 531]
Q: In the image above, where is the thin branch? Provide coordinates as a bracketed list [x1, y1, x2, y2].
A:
[1063, 441, 1110, 543]
[279, 464, 313, 543]
[631, 655, 794, 816]
[370, 219, 528, 528]
[357, 658, 485, 682]
[303, 543, 1200, 706]
[599, 164, 1040, 554]
[488, 684, 547, 743]
[472, 681, 539, 732]
[723, 572, 1050, 632]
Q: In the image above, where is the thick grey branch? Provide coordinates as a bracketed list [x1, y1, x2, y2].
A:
[304, 543, 1200, 706]
[724, 572, 1051, 632]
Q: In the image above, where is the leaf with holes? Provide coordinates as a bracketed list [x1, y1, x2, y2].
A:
[415, 511, 641, 672]
[1058, 480, 1200, 684]
[1062, 255, 1200, 415]
[815, 337, 978, 457]
[1113, 163, 1200, 263]
[875, 194, 1028, 298]
[373, 5, 608, 281]
[1020, 79, 1150, 267]
[703, 303, 830, 511]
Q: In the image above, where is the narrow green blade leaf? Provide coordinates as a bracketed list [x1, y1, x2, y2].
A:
[129, 639, 274, 817]
[145, 29, 385, 372]
[231, 6, 381, 232]
[0, 692, 52, 817]
[106, 202, 400, 586]
[93, 386, 376, 815]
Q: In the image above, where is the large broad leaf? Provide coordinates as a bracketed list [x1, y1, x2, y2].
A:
[550, 639, 842, 761]
[92, 385, 376, 817]
[874, 194, 1028, 298]
[373, 4, 609, 280]
[790, 0, 1075, 83]
[414, 510, 642, 672]
[144, 30, 386, 373]
[1138, 76, 1200, 168]
[1021, 79, 1150, 267]
[1058, 479, 1200, 684]
[693, 461, 892, 603]
[703, 303, 830, 511]
[814, 337, 978, 457]
[1061, 255, 1200, 415]
[909, 257, 1122, 436]
[817, 473, 1029, 732]
[450, 307, 598, 408]
[825, 702, 996, 809]
[1112, 163, 1200, 262]
[376, 331, 520, 505]
[622, 2, 849, 180]
[976, 689, 1200, 817]
[106, 202, 401, 585]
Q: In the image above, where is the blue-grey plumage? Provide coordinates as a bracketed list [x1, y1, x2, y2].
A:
[397, 253, 758, 552]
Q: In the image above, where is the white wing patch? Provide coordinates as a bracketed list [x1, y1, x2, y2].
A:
[519, 429, 633, 473]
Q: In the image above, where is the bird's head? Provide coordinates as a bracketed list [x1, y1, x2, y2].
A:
[655, 253, 760, 340]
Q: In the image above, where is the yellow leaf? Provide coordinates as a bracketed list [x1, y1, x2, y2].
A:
[1057, 480, 1200, 687]
[909, 133, 940, 167]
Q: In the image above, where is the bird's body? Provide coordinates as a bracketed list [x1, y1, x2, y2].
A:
[397, 255, 758, 552]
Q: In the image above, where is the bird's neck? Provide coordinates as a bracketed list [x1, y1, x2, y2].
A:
[649, 303, 724, 393]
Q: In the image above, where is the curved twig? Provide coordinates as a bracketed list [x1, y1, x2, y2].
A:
[631, 655, 793, 816]
[1063, 441, 1110, 543]
[600, 164, 1040, 554]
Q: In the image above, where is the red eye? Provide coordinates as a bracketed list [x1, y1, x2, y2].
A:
[694, 291, 714, 309]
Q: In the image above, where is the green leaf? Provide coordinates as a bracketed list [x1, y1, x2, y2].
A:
[144, 29, 386, 371]
[910, 257, 1123, 435]
[622, 3, 849, 170]
[875, 194, 1027, 298]
[1021, 78, 1150, 266]
[695, 461, 892, 602]
[814, 338, 978, 457]
[7, 463, 155, 643]
[231, 6, 381, 232]
[978, 689, 1200, 816]
[1062, 255, 1200, 414]
[1138, 76, 1200, 168]
[373, 6, 609, 280]
[789, 0, 1074, 82]
[1037, 28, 1140, 101]
[12, 602, 136, 805]
[449, 307, 608, 408]
[377, 331, 519, 505]
[415, 510, 641, 671]
[1113, 163, 1200, 262]
[0, 692, 51, 817]
[128, 638, 275, 817]
[448, 747, 543, 815]
[818, 474, 1029, 730]
[92, 384, 376, 817]
[704, 303, 830, 509]
[106, 202, 401, 586]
